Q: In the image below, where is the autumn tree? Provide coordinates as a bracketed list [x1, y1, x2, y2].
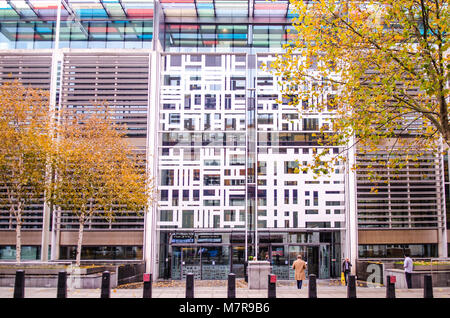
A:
[46, 106, 153, 266]
[0, 81, 53, 263]
[269, 0, 449, 177]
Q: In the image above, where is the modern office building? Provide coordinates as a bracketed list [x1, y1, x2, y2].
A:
[0, 1, 447, 281]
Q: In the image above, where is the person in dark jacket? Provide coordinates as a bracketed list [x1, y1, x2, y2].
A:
[342, 258, 352, 286]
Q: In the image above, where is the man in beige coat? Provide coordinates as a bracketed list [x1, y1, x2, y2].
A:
[292, 255, 307, 289]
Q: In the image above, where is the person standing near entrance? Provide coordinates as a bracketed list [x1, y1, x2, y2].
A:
[292, 254, 307, 289]
[403, 253, 413, 289]
[342, 258, 352, 286]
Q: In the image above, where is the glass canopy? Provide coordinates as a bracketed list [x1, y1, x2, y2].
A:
[0, 1, 297, 49]
[0, 0, 296, 20]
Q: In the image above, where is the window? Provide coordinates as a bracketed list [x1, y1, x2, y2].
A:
[258, 161, 267, 175]
[258, 190, 266, 206]
[204, 175, 220, 186]
[225, 95, 231, 109]
[231, 77, 245, 90]
[284, 161, 298, 174]
[182, 210, 194, 228]
[161, 170, 174, 186]
[160, 190, 169, 201]
[194, 94, 201, 105]
[205, 55, 221, 67]
[224, 210, 235, 222]
[190, 54, 202, 62]
[303, 118, 318, 131]
[164, 75, 180, 86]
[172, 190, 179, 206]
[306, 222, 331, 228]
[204, 200, 220, 206]
[160, 210, 173, 222]
[193, 169, 200, 181]
[184, 95, 191, 109]
[193, 190, 200, 201]
[313, 191, 318, 206]
[326, 201, 342, 206]
[225, 118, 236, 130]
[205, 94, 216, 110]
[170, 55, 182, 67]
[169, 113, 180, 124]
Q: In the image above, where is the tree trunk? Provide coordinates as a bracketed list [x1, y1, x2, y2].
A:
[15, 202, 22, 264]
[16, 220, 21, 264]
[76, 215, 85, 267]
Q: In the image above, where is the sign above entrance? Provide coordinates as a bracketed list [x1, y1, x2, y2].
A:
[171, 234, 195, 244]
[197, 235, 222, 243]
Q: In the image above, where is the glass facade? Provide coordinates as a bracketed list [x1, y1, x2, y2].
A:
[0, 0, 447, 279]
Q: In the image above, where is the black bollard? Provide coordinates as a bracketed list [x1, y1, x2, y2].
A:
[347, 275, 357, 298]
[227, 273, 236, 298]
[186, 273, 194, 298]
[268, 274, 276, 298]
[386, 275, 396, 298]
[100, 271, 111, 298]
[308, 274, 317, 298]
[57, 271, 67, 298]
[424, 275, 433, 298]
[13, 270, 25, 298]
[143, 273, 152, 298]
[244, 262, 248, 283]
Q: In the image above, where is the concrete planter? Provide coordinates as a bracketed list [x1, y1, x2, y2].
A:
[247, 261, 272, 290]
[393, 263, 450, 271]
[0, 264, 117, 289]
[384, 268, 450, 288]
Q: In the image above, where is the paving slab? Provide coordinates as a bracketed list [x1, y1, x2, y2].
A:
[0, 279, 449, 298]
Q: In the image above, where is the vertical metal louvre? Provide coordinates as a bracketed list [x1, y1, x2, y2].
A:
[58, 52, 150, 230]
[0, 53, 52, 230]
[61, 52, 150, 138]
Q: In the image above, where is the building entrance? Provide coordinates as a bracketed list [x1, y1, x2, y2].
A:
[171, 245, 230, 280]
[162, 231, 340, 280]
[259, 244, 330, 279]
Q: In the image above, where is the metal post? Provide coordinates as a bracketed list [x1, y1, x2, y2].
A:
[100, 271, 110, 298]
[57, 271, 67, 298]
[268, 274, 276, 298]
[244, 261, 248, 283]
[228, 273, 236, 298]
[424, 275, 433, 298]
[347, 275, 357, 298]
[143, 273, 152, 298]
[386, 275, 396, 298]
[13, 270, 25, 298]
[186, 273, 194, 298]
[308, 274, 317, 298]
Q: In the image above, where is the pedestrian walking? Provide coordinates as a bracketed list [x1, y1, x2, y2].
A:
[292, 254, 307, 289]
[403, 253, 413, 289]
[342, 258, 352, 286]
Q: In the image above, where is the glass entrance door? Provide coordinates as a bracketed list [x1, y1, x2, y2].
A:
[171, 246, 182, 280]
[200, 246, 230, 280]
[182, 247, 201, 279]
[231, 245, 245, 277]
[288, 245, 326, 279]
[288, 245, 307, 279]
[306, 246, 319, 277]
[319, 245, 330, 278]
[271, 245, 288, 279]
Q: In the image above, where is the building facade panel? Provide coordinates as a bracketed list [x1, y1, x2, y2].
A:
[0, 0, 447, 274]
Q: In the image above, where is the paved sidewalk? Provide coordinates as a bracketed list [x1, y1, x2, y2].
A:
[1, 280, 449, 298]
